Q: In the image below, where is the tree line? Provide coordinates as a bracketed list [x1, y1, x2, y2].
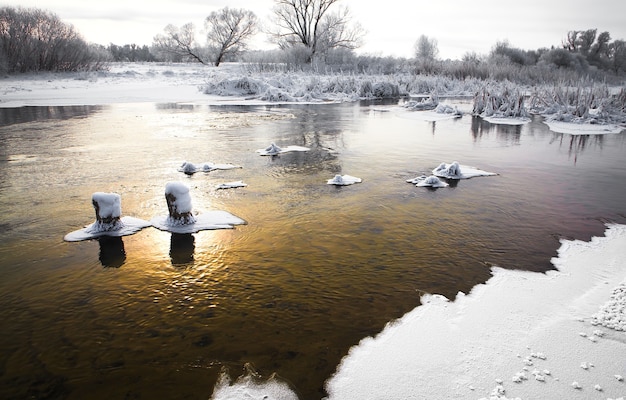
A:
[0, 6, 105, 73]
[2, 1, 626, 80]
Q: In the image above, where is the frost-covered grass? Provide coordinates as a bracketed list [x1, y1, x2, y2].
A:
[530, 84, 626, 125]
[201, 68, 483, 102]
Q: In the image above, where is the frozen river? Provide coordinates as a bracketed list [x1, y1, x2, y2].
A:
[1, 101, 625, 399]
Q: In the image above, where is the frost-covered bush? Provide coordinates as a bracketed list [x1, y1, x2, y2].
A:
[203, 76, 267, 96]
[372, 82, 400, 98]
[259, 87, 296, 102]
[473, 84, 529, 118]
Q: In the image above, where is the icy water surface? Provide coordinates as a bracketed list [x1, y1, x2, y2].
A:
[1, 102, 625, 399]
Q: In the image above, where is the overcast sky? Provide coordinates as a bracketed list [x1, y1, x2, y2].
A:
[4, 0, 626, 60]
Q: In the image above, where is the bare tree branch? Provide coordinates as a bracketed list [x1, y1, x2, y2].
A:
[205, 7, 257, 66]
[268, 0, 362, 63]
[152, 23, 207, 64]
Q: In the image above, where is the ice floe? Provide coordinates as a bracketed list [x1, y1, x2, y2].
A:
[150, 182, 245, 233]
[216, 181, 248, 190]
[327, 174, 362, 186]
[432, 161, 497, 179]
[64, 192, 150, 241]
[178, 161, 241, 175]
[396, 101, 463, 122]
[543, 120, 624, 135]
[406, 175, 449, 188]
[255, 142, 310, 156]
[483, 116, 531, 125]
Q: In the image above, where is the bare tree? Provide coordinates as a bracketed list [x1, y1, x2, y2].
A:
[610, 39, 626, 74]
[0, 6, 99, 73]
[269, 0, 364, 63]
[152, 23, 206, 64]
[414, 34, 439, 62]
[205, 7, 257, 66]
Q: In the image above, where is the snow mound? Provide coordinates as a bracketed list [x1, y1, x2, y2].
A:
[210, 365, 297, 400]
[433, 161, 497, 179]
[327, 174, 362, 186]
[64, 192, 150, 241]
[256, 143, 310, 156]
[406, 175, 449, 188]
[403, 96, 438, 111]
[179, 161, 241, 175]
[591, 283, 626, 331]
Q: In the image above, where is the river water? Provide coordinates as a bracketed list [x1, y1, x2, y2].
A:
[0, 102, 625, 399]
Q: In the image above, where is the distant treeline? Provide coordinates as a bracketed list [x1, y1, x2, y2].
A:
[0, 6, 106, 73]
[1, 5, 625, 85]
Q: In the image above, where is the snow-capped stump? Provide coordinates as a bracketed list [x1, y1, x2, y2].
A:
[572, 381, 582, 390]
[406, 175, 449, 188]
[327, 174, 362, 186]
[432, 161, 497, 180]
[178, 161, 241, 175]
[64, 192, 150, 241]
[165, 182, 196, 225]
[150, 182, 246, 234]
[256, 142, 310, 156]
[92, 192, 122, 225]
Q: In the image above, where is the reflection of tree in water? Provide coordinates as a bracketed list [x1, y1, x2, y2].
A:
[470, 116, 522, 145]
[262, 104, 349, 175]
[170, 233, 195, 266]
[552, 133, 604, 165]
[154, 103, 197, 112]
[98, 236, 126, 268]
[0, 105, 102, 127]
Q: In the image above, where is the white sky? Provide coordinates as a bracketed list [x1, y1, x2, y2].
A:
[3, 0, 626, 60]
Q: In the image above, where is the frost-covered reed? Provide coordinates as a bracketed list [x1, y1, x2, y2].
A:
[530, 83, 626, 124]
[472, 84, 529, 118]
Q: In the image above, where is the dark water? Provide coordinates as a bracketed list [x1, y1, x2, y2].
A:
[0, 102, 625, 399]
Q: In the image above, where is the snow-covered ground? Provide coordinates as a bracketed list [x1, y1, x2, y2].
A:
[2, 63, 625, 399]
[210, 225, 626, 400]
[324, 223, 626, 400]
